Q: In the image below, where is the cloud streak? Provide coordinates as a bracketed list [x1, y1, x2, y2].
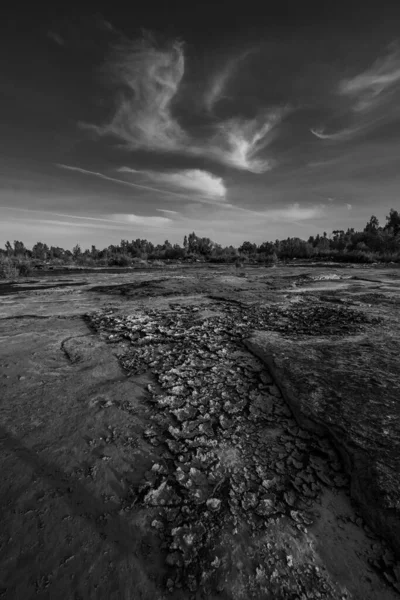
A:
[311, 44, 400, 143]
[47, 31, 65, 46]
[156, 208, 179, 215]
[204, 63, 236, 112]
[118, 167, 226, 198]
[57, 164, 227, 204]
[310, 126, 361, 141]
[203, 49, 256, 112]
[223, 202, 325, 221]
[339, 44, 400, 112]
[0, 205, 171, 227]
[110, 214, 171, 226]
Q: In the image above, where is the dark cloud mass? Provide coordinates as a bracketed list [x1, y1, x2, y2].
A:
[1, 1, 400, 246]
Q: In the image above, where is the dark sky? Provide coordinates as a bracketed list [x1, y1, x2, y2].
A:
[1, 1, 400, 247]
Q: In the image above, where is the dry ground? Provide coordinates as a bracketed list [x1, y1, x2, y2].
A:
[0, 263, 399, 599]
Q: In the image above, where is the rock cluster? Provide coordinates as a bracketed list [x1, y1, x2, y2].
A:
[88, 302, 357, 598]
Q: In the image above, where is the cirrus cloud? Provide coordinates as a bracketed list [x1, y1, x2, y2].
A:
[110, 213, 171, 226]
[339, 43, 400, 112]
[310, 126, 362, 141]
[83, 33, 284, 174]
[207, 111, 284, 172]
[86, 34, 187, 152]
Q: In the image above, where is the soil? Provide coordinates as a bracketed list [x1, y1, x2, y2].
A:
[0, 263, 399, 599]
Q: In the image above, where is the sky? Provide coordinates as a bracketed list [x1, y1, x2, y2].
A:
[1, 2, 400, 249]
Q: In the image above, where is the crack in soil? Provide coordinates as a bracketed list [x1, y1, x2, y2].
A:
[86, 300, 396, 599]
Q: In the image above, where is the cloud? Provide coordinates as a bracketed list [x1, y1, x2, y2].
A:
[310, 126, 361, 141]
[156, 208, 179, 215]
[206, 110, 285, 173]
[0, 205, 171, 227]
[110, 214, 171, 226]
[47, 31, 65, 46]
[57, 164, 201, 200]
[339, 44, 400, 112]
[203, 49, 256, 112]
[264, 203, 326, 221]
[204, 64, 236, 112]
[87, 35, 187, 152]
[311, 45, 400, 143]
[223, 202, 325, 221]
[83, 33, 283, 173]
[119, 167, 226, 199]
[57, 163, 226, 204]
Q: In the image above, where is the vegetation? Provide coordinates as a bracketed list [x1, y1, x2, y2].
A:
[1, 210, 400, 277]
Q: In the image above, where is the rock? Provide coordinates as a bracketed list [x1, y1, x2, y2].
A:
[245, 328, 400, 558]
[87, 301, 397, 598]
[206, 498, 221, 512]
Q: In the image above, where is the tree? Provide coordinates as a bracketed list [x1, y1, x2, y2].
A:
[364, 215, 379, 233]
[239, 241, 257, 256]
[188, 232, 198, 254]
[32, 242, 49, 260]
[13, 241, 26, 256]
[49, 246, 65, 259]
[258, 242, 275, 255]
[385, 209, 400, 236]
[72, 244, 82, 260]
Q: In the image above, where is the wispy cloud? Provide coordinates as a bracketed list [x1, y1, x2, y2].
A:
[118, 167, 226, 199]
[311, 44, 400, 143]
[110, 214, 171, 226]
[223, 202, 325, 221]
[57, 164, 203, 201]
[47, 31, 65, 46]
[310, 126, 361, 141]
[207, 110, 285, 173]
[156, 208, 179, 215]
[86, 35, 187, 152]
[57, 163, 227, 204]
[0, 205, 171, 227]
[204, 49, 256, 112]
[82, 33, 283, 173]
[204, 64, 236, 113]
[339, 44, 400, 112]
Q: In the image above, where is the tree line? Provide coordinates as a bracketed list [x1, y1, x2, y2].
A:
[1, 210, 400, 276]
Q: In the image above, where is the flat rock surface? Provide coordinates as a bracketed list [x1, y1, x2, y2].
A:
[0, 263, 399, 599]
[245, 299, 400, 560]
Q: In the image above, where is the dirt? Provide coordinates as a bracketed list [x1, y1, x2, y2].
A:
[0, 263, 399, 599]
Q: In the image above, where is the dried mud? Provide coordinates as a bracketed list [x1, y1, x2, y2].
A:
[0, 264, 399, 599]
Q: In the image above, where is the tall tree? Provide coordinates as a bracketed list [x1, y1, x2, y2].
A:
[32, 242, 49, 260]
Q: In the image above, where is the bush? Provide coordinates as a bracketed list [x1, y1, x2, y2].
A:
[107, 254, 132, 267]
[76, 256, 96, 267]
[0, 258, 19, 279]
[265, 252, 278, 265]
[18, 261, 33, 277]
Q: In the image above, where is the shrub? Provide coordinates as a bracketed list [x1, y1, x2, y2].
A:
[265, 252, 278, 264]
[0, 257, 19, 279]
[108, 254, 132, 267]
[18, 261, 33, 277]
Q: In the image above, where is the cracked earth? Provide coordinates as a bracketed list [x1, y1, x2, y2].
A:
[0, 265, 399, 599]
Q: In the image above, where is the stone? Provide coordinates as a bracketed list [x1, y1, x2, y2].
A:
[206, 498, 221, 512]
